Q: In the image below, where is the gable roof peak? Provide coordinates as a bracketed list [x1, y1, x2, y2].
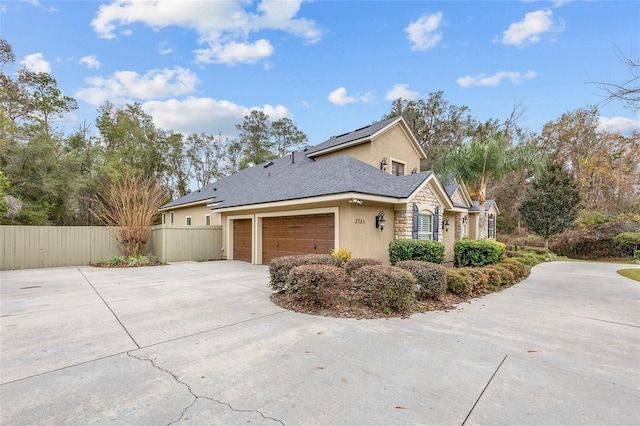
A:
[305, 116, 403, 157]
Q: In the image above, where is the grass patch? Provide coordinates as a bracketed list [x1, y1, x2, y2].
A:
[617, 269, 640, 282]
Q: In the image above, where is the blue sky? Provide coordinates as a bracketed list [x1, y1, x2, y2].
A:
[2, 0, 639, 145]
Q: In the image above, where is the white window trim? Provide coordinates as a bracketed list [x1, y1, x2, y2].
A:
[418, 211, 433, 240]
[205, 214, 211, 226]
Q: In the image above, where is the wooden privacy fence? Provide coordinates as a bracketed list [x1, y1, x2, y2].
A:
[150, 225, 222, 264]
[0, 225, 222, 270]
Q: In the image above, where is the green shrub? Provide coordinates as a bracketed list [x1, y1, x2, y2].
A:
[494, 265, 515, 287]
[353, 265, 416, 313]
[459, 267, 489, 293]
[389, 239, 445, 265]
[269, 254, 343, 291]
[454, 239, 506, 267]
[446, 269, 473, 295]
[483, 267, 502, 291]
[106, 255, 126, 266]
[285, 265, 348, 307]
[500, 259, 531, 281]
[613, 231, 640, 258]
[508, 256, 540, 266]
[396, 260, 447, 299]
[344, 258, 383, 277]
[127, 254, 150, 267]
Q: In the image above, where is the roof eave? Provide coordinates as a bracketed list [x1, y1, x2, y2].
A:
[305, 136, 370, 158]
[158, 198, 214, 212]
[211, 192, 412, 214]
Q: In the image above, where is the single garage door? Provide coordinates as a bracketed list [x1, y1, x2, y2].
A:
[233, 219, 252, 262]
[262, 214, 335, 264]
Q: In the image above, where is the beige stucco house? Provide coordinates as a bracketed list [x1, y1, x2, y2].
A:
[159, 117, 498, 265]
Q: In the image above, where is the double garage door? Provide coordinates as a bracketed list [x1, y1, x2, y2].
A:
[233, 214, 335, 264]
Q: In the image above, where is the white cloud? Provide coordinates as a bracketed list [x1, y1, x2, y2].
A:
[405, 12, 443, 51]
[79, 55, 101, 69]
[91, 0, 322, 65]
[385, 84, 419, 101]
[195, 39, 274, 65]
[251, 0, 323, 43]
[328, 87, 357, 106]
[598, 116, 640, 135]
[502, 10, 563, 48]
[141, 96, 289, 135]
[75, 67, 199, 105]
[158, 41, 174, 55]
[456, 70, 537, 87]
[21, 53, 50, 73]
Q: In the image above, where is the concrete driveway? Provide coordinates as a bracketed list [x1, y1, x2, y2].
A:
[1, 260, 639, 425]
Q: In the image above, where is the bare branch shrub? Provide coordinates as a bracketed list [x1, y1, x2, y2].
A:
[92, 173, 168, 257]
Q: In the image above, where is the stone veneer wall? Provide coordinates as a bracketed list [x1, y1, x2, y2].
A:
[394, 186, 441, 241]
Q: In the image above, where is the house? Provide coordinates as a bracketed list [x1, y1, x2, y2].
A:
[159, 116, 498, 265]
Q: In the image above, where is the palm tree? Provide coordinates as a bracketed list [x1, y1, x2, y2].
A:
[440, 133, 543, 239]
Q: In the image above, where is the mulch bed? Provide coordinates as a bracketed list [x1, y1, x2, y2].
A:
[271, 287, 492, 319]
[89, 260, 163, 268]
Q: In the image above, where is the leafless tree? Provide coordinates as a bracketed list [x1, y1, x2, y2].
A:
[92, 173, 168, 257]
[592, 47, 639, 112]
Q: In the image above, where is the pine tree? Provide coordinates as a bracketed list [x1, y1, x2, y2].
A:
[518, 163, 582, 248]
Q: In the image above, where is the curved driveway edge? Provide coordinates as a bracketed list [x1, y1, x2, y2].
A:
[1, 260, 639, 425]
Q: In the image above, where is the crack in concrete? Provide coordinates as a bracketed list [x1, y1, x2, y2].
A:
[127, 352, 284, 425]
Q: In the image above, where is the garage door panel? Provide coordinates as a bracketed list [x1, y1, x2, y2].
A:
[233, 219, 252, 262]
[262, 214, 335, 264]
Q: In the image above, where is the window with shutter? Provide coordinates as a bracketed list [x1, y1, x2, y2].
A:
[418, 213, 433, 240]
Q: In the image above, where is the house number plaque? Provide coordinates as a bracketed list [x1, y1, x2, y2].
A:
[355, 218, 365, 224]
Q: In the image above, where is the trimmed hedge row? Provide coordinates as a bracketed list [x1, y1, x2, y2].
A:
[286, 264, 348, 307]
[269, 254, 343, 291]
[454, 239, 506, 267]
[344, 258, 383, 277]
[395, 260, 447, 299]
[446, 259, 532, 295]
[354, 265, 416, 313]
[270, 248, 542, 315]
[389, 239, 445, 265]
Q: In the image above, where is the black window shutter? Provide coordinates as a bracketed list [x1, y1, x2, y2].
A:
[433, 206, 439, 241]
[412, 203, 418, 239]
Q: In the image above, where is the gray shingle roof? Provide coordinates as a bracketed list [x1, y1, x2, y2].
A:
[445, 183, 459, 197]
[304, 116, 401, 156]
[160, 152, 433, 211]
[470, 200, 495, 212]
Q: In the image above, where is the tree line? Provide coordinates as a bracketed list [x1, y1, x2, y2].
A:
[387, 93, 639, 243]
[0, 40, 308, 226]
[2, 37, 639, 249]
